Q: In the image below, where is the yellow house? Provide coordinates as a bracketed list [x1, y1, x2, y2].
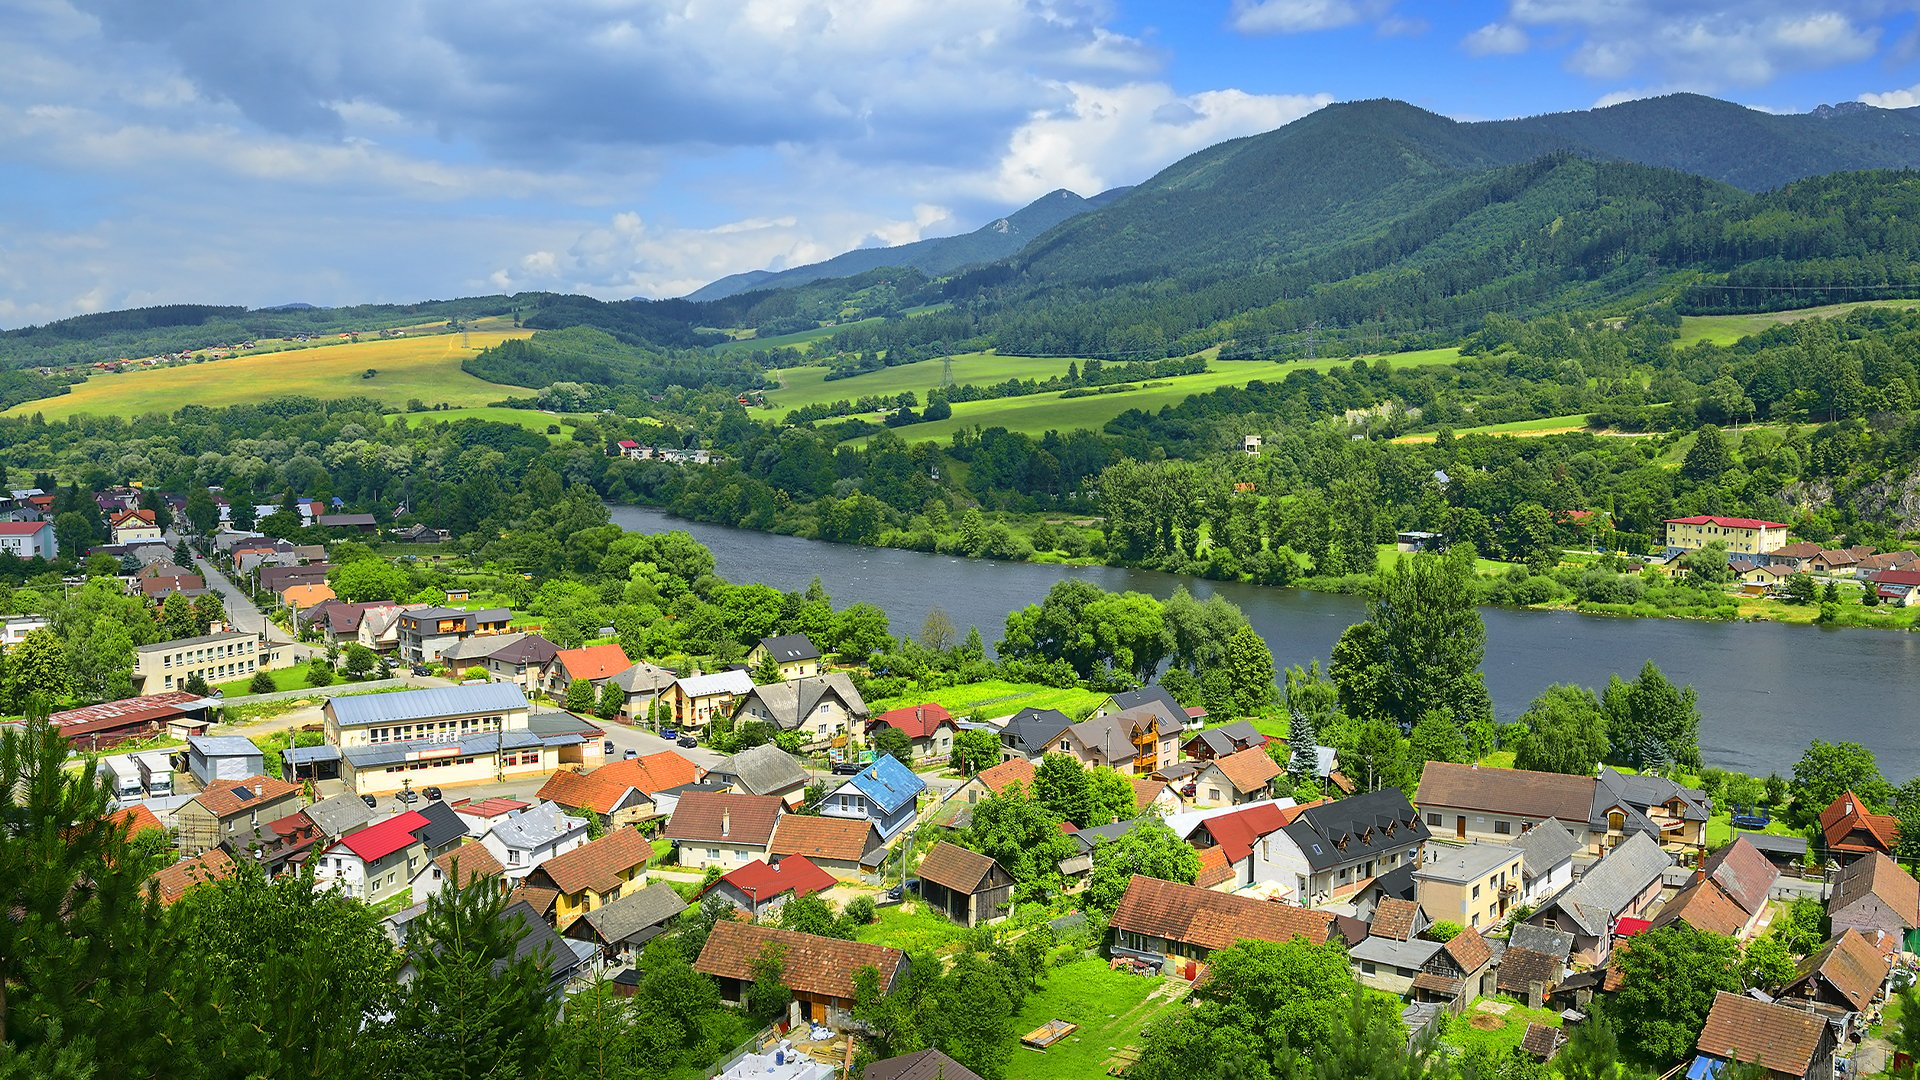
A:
[519, 826, 654, 930]
[1663, 516, 1790, 559]
[1413, 843, 1525, 933]
[746, 634, 823, 680]
[663, 670, 755, 730]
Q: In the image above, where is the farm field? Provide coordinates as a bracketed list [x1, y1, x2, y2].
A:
[760, 352, 1086, 413]
[1676, 300, 1920, 347]
[860, 349, 1465, 444]
[707, 317, 884, 355]
[7, 330, 536, 418]
[1393, 412, 1595, 443]
[867, 678, 1104, 720]
[398, 406, 587, 436]
[1004, 959, 1189, 1080]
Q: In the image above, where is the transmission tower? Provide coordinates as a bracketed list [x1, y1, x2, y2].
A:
[940, 355, 954, 387]
[1303, 321, 1319, 360]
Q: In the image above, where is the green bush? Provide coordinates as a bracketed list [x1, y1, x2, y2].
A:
[248, 670, 277, 694]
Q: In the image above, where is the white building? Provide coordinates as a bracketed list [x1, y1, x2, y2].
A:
[0, 521, 56, 560]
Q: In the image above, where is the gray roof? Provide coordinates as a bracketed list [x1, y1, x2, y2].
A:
[612, 661, 677, 694]
[1185, 720, 1267, 758]
[1104, 684, 1184, 725]
[410, 799, 467, 851]
[330, 683, 529, 728]
[342, 729, 574, 770]
[1591, 769, 1712, 838]
[1350, 935, 1445, 968]
[1000, 707, 1074, 756]
[305, 792, 376, 837]
[1286, 789, 1431, 872]
[1511, 818, 1581, 879]
[438, 631, 530, 664]
[710, 743, 809, 796]
[188, 735, 262, 758]
[1414, 843, 1521, 886]
[1507, 922, 1575, 962]
[1535, 832, 1671, 937]
[756, 634, 820, 663]
[139, 630, 255, 653]
[488, 801, 587, 851]
[1071, 818, 1149, 854]
[576, 882, 687, 944]
[735, 672, 867, 730]
[1368, 863, 1418, 904]
[1738, 833, 1809, 858]
[282, 744, 342, 766]
[485, 634, 560, 667]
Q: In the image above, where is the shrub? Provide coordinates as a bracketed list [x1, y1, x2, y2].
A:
[248, 670, 277, 694]
[842, 895, 876, 927]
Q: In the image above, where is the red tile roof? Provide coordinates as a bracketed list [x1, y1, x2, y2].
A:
[333, 810, 429, 862]
[709, 856, 835, 904]
[1129, 776, 1172, 811]
[0, 522, 51, 536]
[1198, 802, 1289, 864]
[528, 826, 651, 896]
[872, 703, 954, 740]
[536, 769, 640, 816]
[1820, 792, 1899, 855]
[554, 644, 632, 682]
[150, 849, 235, 905]
[1210, 746, 1281, 794]
[1664, 515, 1789, 530]
[110, 803, 166, 838]
[1651, 878, 1748, 937]
[455, 797, 529, 818]
[663, 791, 783, 847]
[1371, 897, 1420, 941]
[972, 757, 1035, 795]
[430, 843, 505, 887]
[1193, 846, 1234, 889]
[770, 815, 881, 865]
[1832, 851, 1920, 929]
[591, 751, 702, 795]
[1696, 992, 1829, 1076]
[1788, 929, 1891, 1011]
[192, 775, 300, 819]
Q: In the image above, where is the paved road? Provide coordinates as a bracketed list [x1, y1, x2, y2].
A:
[192, 553, 314, 663]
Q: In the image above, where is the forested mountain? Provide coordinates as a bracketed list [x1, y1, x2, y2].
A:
[683, 186, 1128, 301]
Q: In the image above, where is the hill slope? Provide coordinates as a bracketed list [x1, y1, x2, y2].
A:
[684, 187, 1127, 301]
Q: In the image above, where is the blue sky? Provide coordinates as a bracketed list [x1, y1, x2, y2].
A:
[2, 0, 1918, 324]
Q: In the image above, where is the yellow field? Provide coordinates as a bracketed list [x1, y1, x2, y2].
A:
[8, 330, 536, 417]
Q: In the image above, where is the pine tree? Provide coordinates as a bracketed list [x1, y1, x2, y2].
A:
[1288, 701, 1319, 785]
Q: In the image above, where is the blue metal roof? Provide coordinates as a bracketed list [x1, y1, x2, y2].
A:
[845, 753, 925, 814]
[329, 683, 529, 728]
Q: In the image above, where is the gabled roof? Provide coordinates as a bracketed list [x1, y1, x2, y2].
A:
[1534, 833, 1670, 937]
[1129, 776, 1175, 811]
[1496, 947, 1563, 996]
[191, 775, 299, 819]
[710, 743, 809, 796]
[150, 848, 236, 905]
[529, 826, 652, 896]
[1284, 788, 1430, 872]
[695, 920, 905, 1000]
[1696, 992, 1829, 1075]
[1102, 685, 1185, 730]
[1208, 745, 1282, 795]
[872, 703, 954, 739]
[1183, 720, 1268, 758]
[1593, 768, 1711, 831]
[864, 1048, 985, 1080]
[1417, 761, 1595, 822]
[1193, 846, 1234, 889]
[1651, 878, 1748, 938]
[710, 856, 836, 904]
[770, 815, 884, 865]
[756, 634, 821, 663]
[611, 661, 677, 694]
[916, 841, 1003, 894]
[553, 644, 632, 682]
[1371, 897, 1420, 941]
[663, 791, 783, 847]
[1508, 922, 1575, 962]
[1349, 935, 1443, 969]
[439, 631, 533, 665]
[1443, 926, 1492, 974]
[110, 803, 166, 838]
[591, 751, 703, 796]
[576, 882, 687, 944]
[737, 672, 868, 729]
[409, 800, 468, 852]
[536, 769, 644, 817]
[1512, 818, 1581, 878]
[1000, 707, 1074, 756]
[1196, 801, 1291, 865]
[1108, 874, 1335, 951]
[675, 669, 755, 698]
[972, 757, 1036, 796]
[1831, 851, 1920, 929]
[1703, 838, 1779, 917]
[428, 843, 505, 888]
[1787, 929, 1890, 1011]
[487, 801, 588, 851]
[1821, 792, 1900, 855]
[836, 754, 926, 814]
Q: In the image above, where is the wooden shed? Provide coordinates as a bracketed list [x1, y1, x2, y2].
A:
[916, 841, 1014, 927]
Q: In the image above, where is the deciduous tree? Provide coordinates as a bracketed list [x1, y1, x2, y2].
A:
[1513, 684, 1610, 775]
[1609, 924, 1740, 1066]
[1083, 816, 1200, 917]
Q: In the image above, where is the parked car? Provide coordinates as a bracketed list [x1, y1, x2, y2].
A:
[396, 788, 419, 804]
[410, 665, 431, 676]
[658, 727, 678, 740]
[360, 794, 377, 809]
[677, 735, 698, 748]
[624, 748, 638, 760]
[831, 760, 864, 775]
[424, 786, 442, 801]
[603, 739, 615, 756]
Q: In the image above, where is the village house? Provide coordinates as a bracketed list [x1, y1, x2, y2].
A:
[149, 849, 236, 906]
[1694, 992, 1837, 1080]
[864, 1050, 982, 1080]
[1509, 818, 1580, 906]
[49, 692, 212, 752]
[608, 660, 677, 721]
[1820, 791, 1899, 863]
[1183, 745, 1282, 808]
[1109, 874, 1337, 978]
[279, 583, 335, 611]
[769, 815, 888, 875]
[729, 672, 869, 750]
[1662, 515, 1791, 559]
[396, 899, 590, 999]
[395, 606, 513, 665]
[410, 800, 469, 861]
[1780, 929, 1891, 1017]
[664, 669, 755, 730]
[409, 843, 505, 903]
[1181, 800, 1298, 892]
[313, 810, 430, 904]
[931, 757, 1037, 830]
[477, 633, 562, 689]
[1350, 933, 1444, 996]
[325, 683, 590, 797]
[746, 634, 823, 680]
[109, 508, 163, 546]
[1266, 789, 1432, 907]
[543, 643, 634, 699]
[1092, 684, 1187, 728]
[1416, 761, 1708, 858]
[1829, 851, 1920, 947]
[866, 703, 957, 763]
[479, 801, 591, 879]
[518, 826, 654, 931]
[1181, 719, 1269, 762]
[1499, 923, 1574, 1004]
[0, 520, 57, 559]
[1414, 843, 1526, 932]
[1411, 926, 1496, 1005]
[703, 856, 837, 920]
[997, 707, 1075, 762]
[176, 775, 302, 856]
[563, 882, 687, 964]
[535, 769, 652, 828]
[695, 920, 908, 1031]
[1765, 541, 1825, 572]
[133, 630, 281, 694]
[1526, 832, 1671, 966]
[819, 754, 925, 841]
[1870, 568, 1920, 606]
[1130, 776, 1186, 816]
[1054, 707, 1183, 776]
[915, 841, 1014, 927]
[706, 743, 811, 807]
[1653, 837, 1777, 941]
[259, 564, 334, 599]
[1813, 548, 1863, 575]
[226, 809, 324, 879]
[452, 796, 529, 837]
[663, 791, 784, 870]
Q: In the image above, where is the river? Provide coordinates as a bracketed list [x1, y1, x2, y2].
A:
[609, 505, 1920, 779]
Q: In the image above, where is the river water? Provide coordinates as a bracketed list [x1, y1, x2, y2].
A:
[608, 505, 1920, 778]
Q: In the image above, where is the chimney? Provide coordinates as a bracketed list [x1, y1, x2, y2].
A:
[722, 809, 731, 838]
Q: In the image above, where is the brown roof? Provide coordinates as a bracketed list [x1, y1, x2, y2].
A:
[1831, 852, 1920, 929]
[1193, 845, 1234, 889]
[1371, 897, 1419, 941]
[1417, 761, 1594, 821]
[430, 843, 505, 888]
[110, 803, 166, 838]
[864, 1048, 985, 1080]
[507, 884, 559, 918]
[1771, 542, 1823, 559]
[915, 841, 1000, 894]
[528, 827, 652, 896]
[1652, 878, 1749, 938]
[592, 751, 703, 795]
[1496, 947, 1562, 996]
[1109, 874, 1335, 952]
[1410, 971, 1464, 997]
[770, 815, 882, 865]
[1820, 792, 1900, 855]
[536, 769, 641, 816]
[1442, 925, 1492, 974]
[1788, 929, 1891, 1011]
[1705, 838, 1779, 916]
[972, 757, 1036, 796]
[1130, 776, 1172, 811]
[192, 775, 300, 820]
[1210, 746, 1281, 795]
[1696, 991, 1829, 1075]
[695, 919, 906, 1000]
[150, 849, 235, 905]
[1520, 1023, 1563, 1060]
[663, 791, 783, 847]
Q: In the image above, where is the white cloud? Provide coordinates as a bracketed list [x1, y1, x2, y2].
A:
[1502, 1, 1879, 89]
[1462, 23, 1528, 56]
[1230, 0, 1406, 34]
[1860, 84, 1920, 108]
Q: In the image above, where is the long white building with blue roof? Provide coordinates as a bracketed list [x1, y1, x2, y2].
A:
[323, 683, 601, 796]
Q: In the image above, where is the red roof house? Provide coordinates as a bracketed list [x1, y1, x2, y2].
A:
[701, 855, 836, 918]
[546, 644, 633, 695]
[1821, 792, 1899, 861]
[335, 810, 431, 863]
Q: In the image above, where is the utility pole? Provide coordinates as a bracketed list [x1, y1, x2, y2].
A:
[940, 355, 954, 387]
[1303, 322, 1319, 361]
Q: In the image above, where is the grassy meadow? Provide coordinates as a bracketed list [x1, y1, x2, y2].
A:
[398, 406, 587, 436]
[1675, 300, 1920, 348]
[8, 330, 535, 418]
[1004, 958, 1189, 1080]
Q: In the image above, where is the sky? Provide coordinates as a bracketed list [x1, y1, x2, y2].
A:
[3, 0, 1920, 325]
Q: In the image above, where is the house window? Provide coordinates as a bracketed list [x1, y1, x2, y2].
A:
[1472, 884, 1481, 899]
[508, 850, 521, 865]
[707, 848, 721, 860]
[1426, 813, 1441, 826]
[1494, 820, 1511, 835]
[1208, 789, 1221, 802]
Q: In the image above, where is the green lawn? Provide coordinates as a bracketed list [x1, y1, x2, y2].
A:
[853, 904, 973, 955]
[759, 352, 1084, 414]
[1004, 958, 1189, 1080]
[212, 666, 314, 697]
[399, 406, 585, 437]
[708, 318, 886, 355]
[1676, 301, 1920, 347]
[1436, 997, 1563, 1056]
[869, 679, 1104, 720]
